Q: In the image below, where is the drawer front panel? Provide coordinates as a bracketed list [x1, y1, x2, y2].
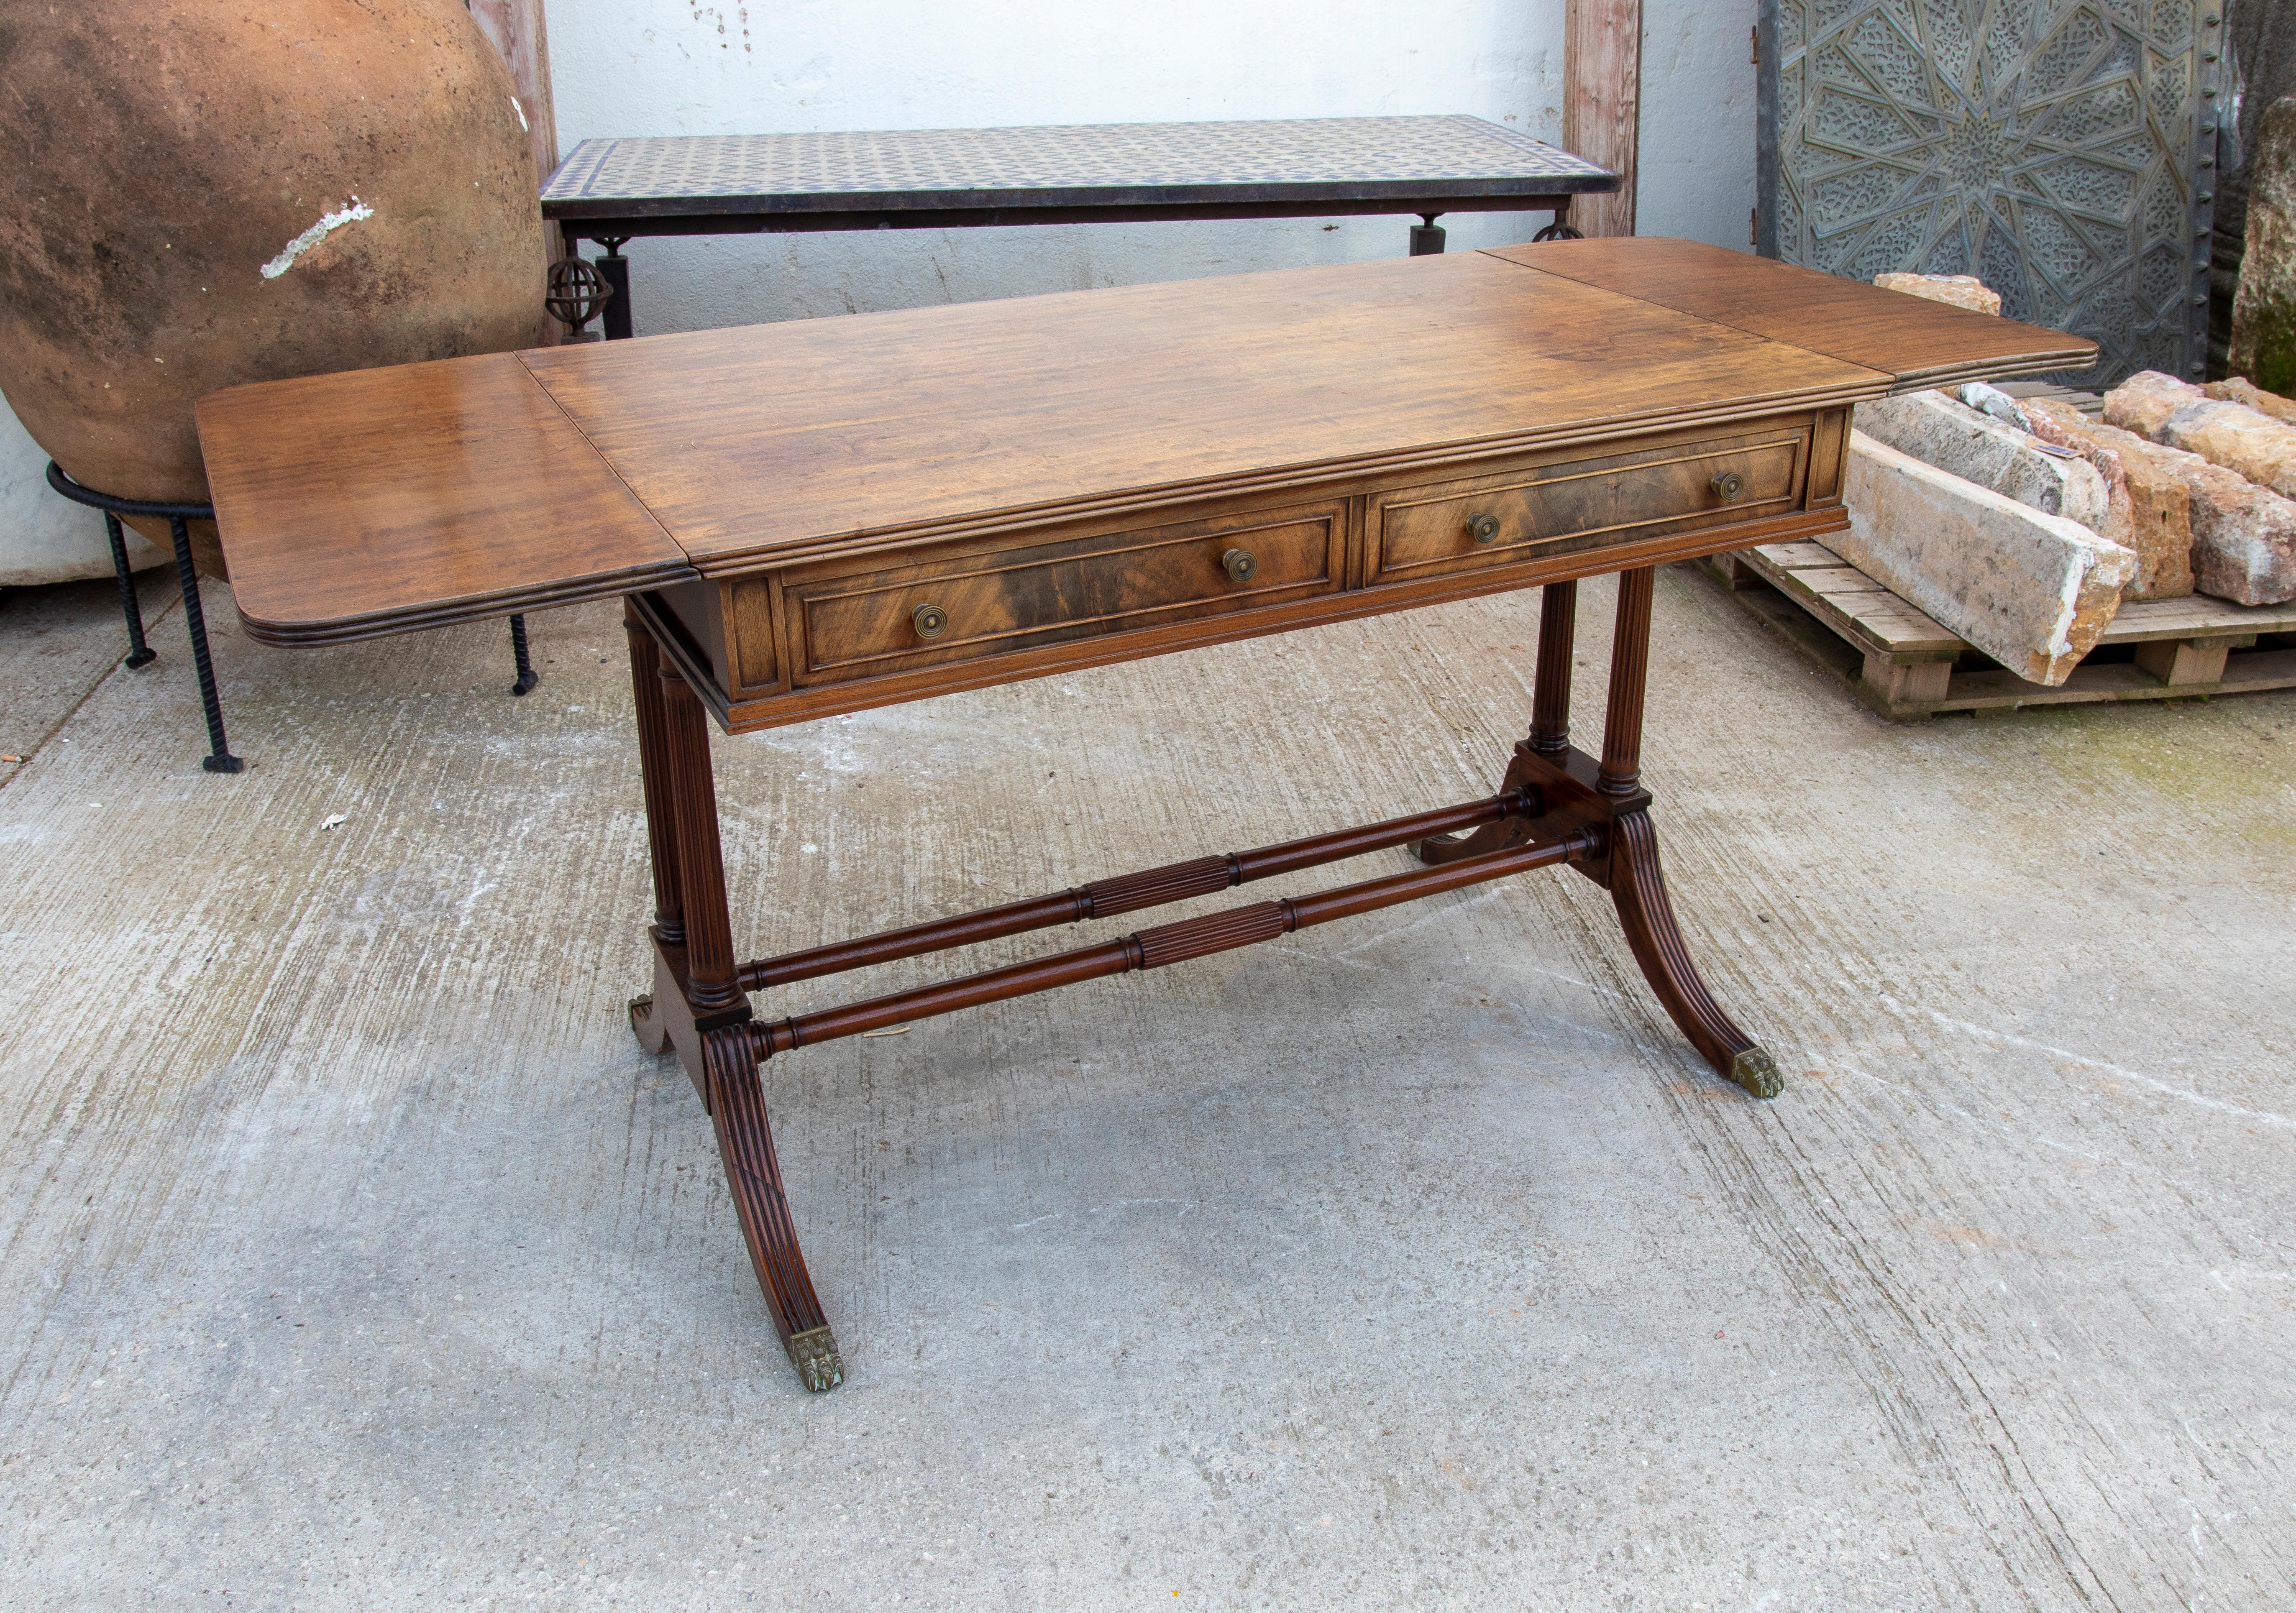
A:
[1369, 426, 1809, 584]
[787, 501, 1343, 685]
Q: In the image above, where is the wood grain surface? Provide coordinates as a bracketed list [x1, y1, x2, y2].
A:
[198, 353, 691, 644]
[784, 498, 1344, 686]
[1564, 0, 1641, 238]
[640, 411, 1833, 732]
[1487, 237, 2097, 389]
[1367, 421, 1808, 584]
[198, 239, 2096, 646]
[517, 249, 1891, 571]
[643, 504, 1857, 734]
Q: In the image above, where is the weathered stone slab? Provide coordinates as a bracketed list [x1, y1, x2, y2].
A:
[2037, 401, 2296, 604]
[2173, 459, 2296, 605]
[2160, 404, 2296, 501]
[2103, 370, 2206, 437]
[2230, 94, 2296, 398]
[2021, 400, 2196, 600]
[2204, 376, 2296, 426]
[1854, 390, 2111, 529]
[1872, 272, 2002, 315]
[1839, 431, 2135, 685]
[2106, 369, 2296, 501]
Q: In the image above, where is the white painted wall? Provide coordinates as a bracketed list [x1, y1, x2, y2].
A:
[1642, 0, 1761, 250]
[0, 412, 165, 588]
[543, 0, 1759, 335]
[0, 0, 1757, 582]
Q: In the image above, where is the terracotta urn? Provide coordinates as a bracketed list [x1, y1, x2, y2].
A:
[0, 0, 549, 576]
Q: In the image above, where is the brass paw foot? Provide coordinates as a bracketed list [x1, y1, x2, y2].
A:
[1729, 1046, 1783, 1100]
[786, 1326, 845, 1393]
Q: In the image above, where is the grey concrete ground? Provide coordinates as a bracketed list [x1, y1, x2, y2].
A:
[0, 564, 2290, 1610]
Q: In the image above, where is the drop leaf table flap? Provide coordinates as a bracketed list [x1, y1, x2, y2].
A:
[1488, 237, 2094, 390]
[195, 352, 692, 645]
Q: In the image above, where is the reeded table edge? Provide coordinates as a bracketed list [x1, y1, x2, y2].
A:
[1883, 352, 2098, 391]
[234, 560, 701, 647]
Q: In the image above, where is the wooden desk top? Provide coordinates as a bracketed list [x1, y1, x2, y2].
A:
[198, 240, 2094, 644]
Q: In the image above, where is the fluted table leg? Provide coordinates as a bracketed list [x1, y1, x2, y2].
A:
[623, 605, 843, 1388]
[1598, 567, 1780, 1098]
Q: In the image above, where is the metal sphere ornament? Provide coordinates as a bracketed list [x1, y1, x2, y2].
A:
[545, 256, 614, 341]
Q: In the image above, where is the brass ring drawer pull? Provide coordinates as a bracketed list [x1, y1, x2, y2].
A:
[911, 601, 950, 641]
[1465, 511, 1501, 544]
[1710, 469, 1746, 502]
[1221, 547, 1258, 583]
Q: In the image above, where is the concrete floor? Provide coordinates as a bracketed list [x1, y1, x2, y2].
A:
[0, 564, 2291, 1610]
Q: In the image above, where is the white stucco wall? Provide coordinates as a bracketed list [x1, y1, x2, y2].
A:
[0, 0, 1757, 582]
[543, 0, 1759, 335]
[0, 410, 168, 588]
[1641, 0, 1761, 250]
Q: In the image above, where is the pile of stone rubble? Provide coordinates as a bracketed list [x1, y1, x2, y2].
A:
[1837, 284, 2296, 687]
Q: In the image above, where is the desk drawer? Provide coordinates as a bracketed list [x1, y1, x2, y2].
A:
[1368, 425, 1809, 585]
[784, 499, 1344, 685]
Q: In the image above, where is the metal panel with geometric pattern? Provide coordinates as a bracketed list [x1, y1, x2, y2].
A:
[1758, 0, 2229, 386]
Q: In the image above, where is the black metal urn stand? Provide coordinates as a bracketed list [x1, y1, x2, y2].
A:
[47, 462, 541, 775]
[47, 462, 244, 773]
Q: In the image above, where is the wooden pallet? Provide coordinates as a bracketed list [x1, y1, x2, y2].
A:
[1704, 540, 2296, 719]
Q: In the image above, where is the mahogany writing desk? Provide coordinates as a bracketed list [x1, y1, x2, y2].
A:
[196, 239, 2092, 1392]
